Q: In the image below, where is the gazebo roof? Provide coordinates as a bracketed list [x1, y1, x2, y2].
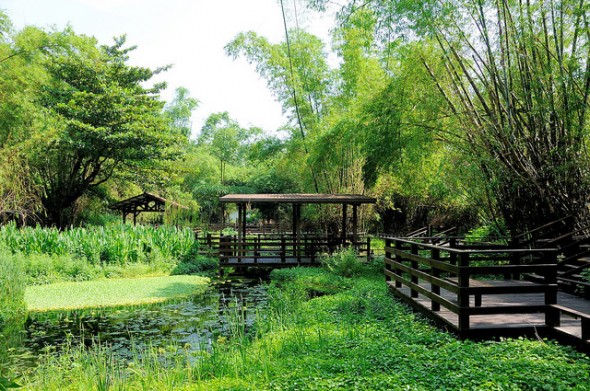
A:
[109, 192, 188, 212]
[219, 193, 376, 205]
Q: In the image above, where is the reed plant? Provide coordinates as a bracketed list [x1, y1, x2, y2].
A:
[0, 223, 199, 284]
[0, 223, 195, 265]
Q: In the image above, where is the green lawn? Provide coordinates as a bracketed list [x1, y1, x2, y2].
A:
[25, 275, 210, 311]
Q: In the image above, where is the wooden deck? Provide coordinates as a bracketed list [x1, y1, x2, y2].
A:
[389, 280, 590, 342]
[384, 237, 590, 352]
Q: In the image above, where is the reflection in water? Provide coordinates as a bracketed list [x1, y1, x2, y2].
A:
[15, 278, 267, 368]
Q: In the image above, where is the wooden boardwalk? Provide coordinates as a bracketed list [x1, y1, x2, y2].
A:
[390, 280, 590, 343]
[384, 237, 590, 352]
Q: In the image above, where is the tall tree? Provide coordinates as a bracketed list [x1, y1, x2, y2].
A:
[163, 86, 199, 140]
[33, 34, 181, 227]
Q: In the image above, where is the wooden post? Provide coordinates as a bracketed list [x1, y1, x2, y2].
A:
[544, 251, 559, 328]
[395, 240, 403, 288]
[292, 204, 299, 238]
[431, 248, 441, 311]
[366, 236, 371, 262]
[341, 203, 348, 244]
[352, 204, 358, 245]
[255, 233, 260, 263]
[237, 204, 243, 241]
[458, 253, 470, 332]
[582, 318, 590, 341]
[385, 238, 392, 282]
[241, 204, 247, 240]
[410, 243, 419, 298]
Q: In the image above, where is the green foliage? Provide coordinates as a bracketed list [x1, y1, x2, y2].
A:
[321, 247, 365, 278]
[32, 34, 182, 226]
[0, 223, 197, 284]
[0, 252, 26, 372]
[25, 275, 209, 311]
[163, 86, 199, 139]
[15, 264, 590, 390]
[465, 221, 508, 244]
[172, 253, 219, 276]
[0, 376, 21, 391]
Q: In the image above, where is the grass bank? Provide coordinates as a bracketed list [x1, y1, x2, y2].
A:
[25, 275, 210, 311]
[15, 259, 590, 390]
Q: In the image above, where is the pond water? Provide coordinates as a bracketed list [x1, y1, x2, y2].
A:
[11, 277, 268, 368]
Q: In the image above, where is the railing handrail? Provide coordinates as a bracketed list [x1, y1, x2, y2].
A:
[385, 237, 558, 255]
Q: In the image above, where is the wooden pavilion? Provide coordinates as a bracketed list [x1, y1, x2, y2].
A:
[198, 193, 375, 268]
[219, 193, 376, 242]
[109, 192, 188, 225]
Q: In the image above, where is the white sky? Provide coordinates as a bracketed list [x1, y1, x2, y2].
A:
[1, 0, 335, 137]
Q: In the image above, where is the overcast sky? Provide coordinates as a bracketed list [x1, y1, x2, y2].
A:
[2, 0, 335, 137]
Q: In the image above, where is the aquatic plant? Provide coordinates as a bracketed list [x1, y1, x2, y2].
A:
[0, 223, 199, 284]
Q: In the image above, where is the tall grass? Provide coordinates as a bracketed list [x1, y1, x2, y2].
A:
[0, 224, 200, 284]
[0, 223, 195, 264]
[0, 252, 26, 372]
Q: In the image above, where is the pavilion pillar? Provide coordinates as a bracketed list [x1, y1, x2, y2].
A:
[352, 204, 358, 244]
[341, 203, 348, 243]
[237, 203, 246, 241]
[122, 212, 127, 224]
[133, 211, 139, 226]
[241, 204, 247, 239]
[292, 203, 300, 238]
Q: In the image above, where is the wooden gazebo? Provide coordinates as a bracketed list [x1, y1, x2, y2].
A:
[109, 192, 187, 225]
[219, 193, 376, 242]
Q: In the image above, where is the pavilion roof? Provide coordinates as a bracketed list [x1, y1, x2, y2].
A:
[109, 192, 188, 212]
[219, 193, 376, 205]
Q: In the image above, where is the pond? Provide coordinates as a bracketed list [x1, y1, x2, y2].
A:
[10, 277, 268, 369]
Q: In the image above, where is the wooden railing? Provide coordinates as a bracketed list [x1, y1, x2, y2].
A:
[196, 233, 372, 267]
[384, 237, 559, 338]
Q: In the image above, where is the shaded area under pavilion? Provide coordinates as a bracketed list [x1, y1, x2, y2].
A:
[109, 192, 188, 225]
[219, 193, 376, 242]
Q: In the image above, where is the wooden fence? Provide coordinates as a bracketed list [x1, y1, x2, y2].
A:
[196, 233, 372, 268]
[384, 237, 559, 339]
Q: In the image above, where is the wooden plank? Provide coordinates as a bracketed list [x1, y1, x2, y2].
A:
[463, 284, 557, 295]
[465, 305, 548, 316]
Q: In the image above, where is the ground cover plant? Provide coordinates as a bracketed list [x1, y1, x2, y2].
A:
[25, 275, 210, 311]
[11, 256, 590, 390]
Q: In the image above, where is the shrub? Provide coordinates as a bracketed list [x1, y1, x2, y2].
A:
[321, 247, 365, 278]
[171, 255, 219, 276]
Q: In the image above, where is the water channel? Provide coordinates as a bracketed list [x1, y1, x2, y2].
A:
[10, 277, 268, 369]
